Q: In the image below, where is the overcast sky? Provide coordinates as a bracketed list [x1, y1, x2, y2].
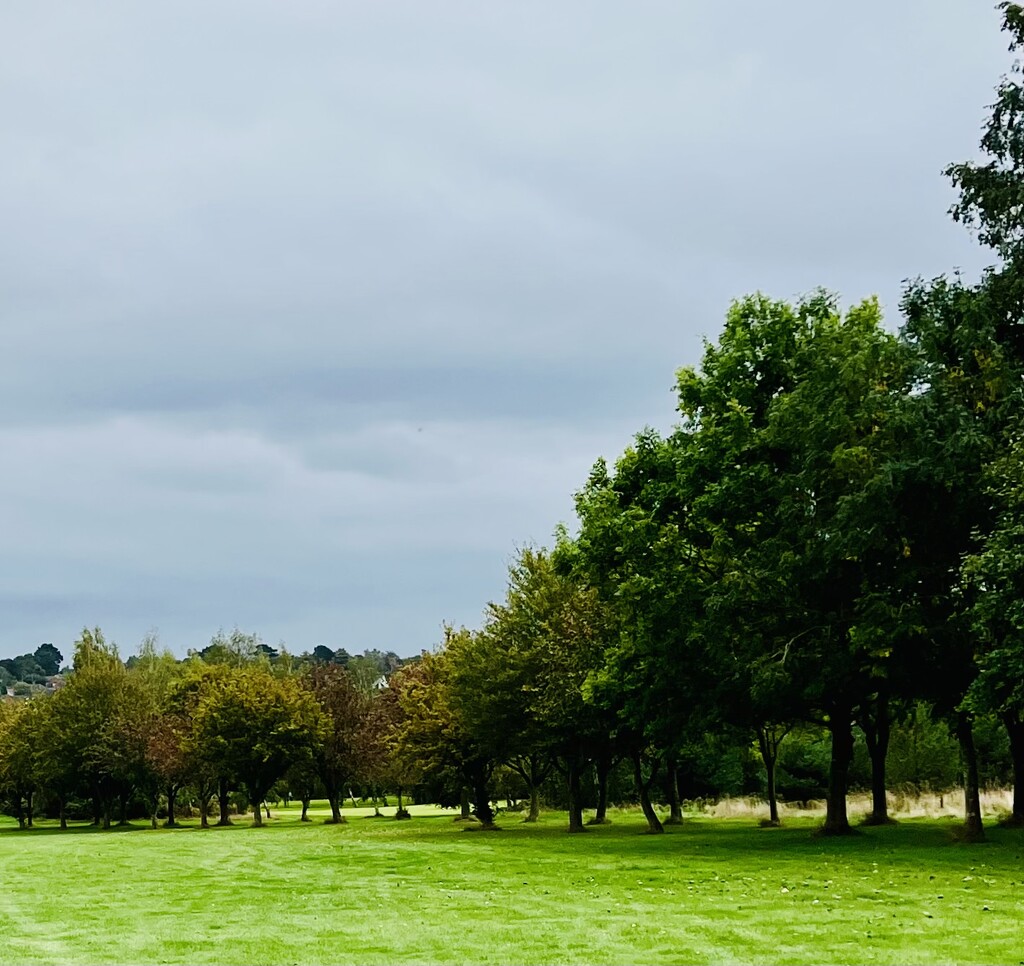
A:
[0, 1, 1005, 661]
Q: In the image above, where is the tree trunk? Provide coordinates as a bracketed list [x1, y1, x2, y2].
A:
[59, 796, 67, 831]
[15, 797, 25, 830]
[511, 754, 550, 823]
[455, 786, 472, 822]
[1003, 711, 1024, 826]
[251, 795, 263, 827]
[633, 752, 664, 834]
[199, 795, 210, 829]
[588, 750, 611, 825]
[217, 777, 232, 826]
[823, 712, 854, 835]
[326, 792, 344, 824]
[92, 794, 102, 827]
[472, 777, 494, 828]
[102, 801, 112, 830]
[527, 785, 540, 823]
[861, 691, 893, 825]
[566, 757, 587, 833]
[756, 724, 788, 827]
[165, 784, 178, 827]
[957, 712, 985, 842]
[26, 789, 33, 828]
[118, 793, 129, 826]
[264, 802, 271, 819]
[300, 797, 311, 822]
[665, 757, 683, 825]
[395, 785, 410, 818]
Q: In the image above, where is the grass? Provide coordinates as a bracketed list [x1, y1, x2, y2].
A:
[0, 803, 1022, 964]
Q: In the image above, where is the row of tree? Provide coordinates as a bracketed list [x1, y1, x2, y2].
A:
[0, 631, 408, 830]
[385, 5, 1024, 841]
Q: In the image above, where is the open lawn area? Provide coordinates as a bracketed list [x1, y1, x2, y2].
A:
[0, 806, 1022, 965]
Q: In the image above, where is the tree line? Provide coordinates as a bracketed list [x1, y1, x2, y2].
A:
[390, 5, 1024, 841]
[0, 630, 424, 830]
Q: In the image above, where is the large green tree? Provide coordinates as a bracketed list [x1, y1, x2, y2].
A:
[193, 666, 324, 827]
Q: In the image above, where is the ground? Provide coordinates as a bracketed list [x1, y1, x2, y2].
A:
[0, 803, 1021, 964]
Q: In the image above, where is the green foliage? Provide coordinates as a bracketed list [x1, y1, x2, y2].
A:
[33, 643, 63, 677]
[192, 665, 324, 823]
[884, 704, 960, 792]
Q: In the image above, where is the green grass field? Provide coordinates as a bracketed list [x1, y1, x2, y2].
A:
[0, 804, 1021, 965]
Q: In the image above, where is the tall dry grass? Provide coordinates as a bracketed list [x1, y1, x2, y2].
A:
[705, 788, 1014, 821]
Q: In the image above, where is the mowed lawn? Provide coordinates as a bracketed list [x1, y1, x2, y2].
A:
[0, 805, 1022, 965]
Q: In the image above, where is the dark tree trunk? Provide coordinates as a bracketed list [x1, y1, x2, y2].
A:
[217, 777, 232, 826]
[472, 777, 494, 829]
[59, 796, 67, 831]
[455, 786, 472, 822]
[823, 712, 854, 835]
[15, 797, 25, 830]
[588, 750, 612, 825]
[118, 793, 129, 826]
[251, 795, 264, 827]
[165, 784, 178, 827]
[199, 794, 210, 829]
[264, 802, 271, 819]
[1003, 711, 1024, 826]
[300, 796, 311, 822]
[510, 754, 550, 823]
[861, 690, 893, 825]
[326, 792, 344, 824]
[957, 712, 985, 842]
[665, 757, 683, 825]
[395, 785, 410, 818]
[566, 757, 587, 833]
[92, 794, 102, 827]
[633, 752, 664, 834]
[102, 801, 112, 830]
[26, 789, 33, 828]
[756, 724, 788, 827]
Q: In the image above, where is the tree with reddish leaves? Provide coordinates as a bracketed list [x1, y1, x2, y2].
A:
[303, 663, 367, 824]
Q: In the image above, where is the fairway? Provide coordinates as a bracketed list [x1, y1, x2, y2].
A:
[1, 807, 1021, 965]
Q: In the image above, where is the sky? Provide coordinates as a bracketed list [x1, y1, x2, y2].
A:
[0, 0, 1006, 661]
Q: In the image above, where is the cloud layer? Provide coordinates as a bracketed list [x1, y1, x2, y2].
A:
[0, 0, 1000, 656]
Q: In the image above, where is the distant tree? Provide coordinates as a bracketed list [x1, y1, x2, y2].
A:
[392, 641, 497, 828]
[0, 699, 45, 828]
[196, 629, 261, 667]
[193, 666, 324, 826]
[47, 628, 153, 828]
[302, 664, 367, 823]
[33, 643, 63, 677]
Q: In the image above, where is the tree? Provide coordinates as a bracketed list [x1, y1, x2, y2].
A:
[303, 664, 367, 823]
[193, 666, 324, 827]
[33, 643, 63, 677]
[45, 628, 152, 829]
[391, 641, 496, 828]
[0, 699, 45, 828]
[963, 432, 1024, 824]
[483, 549, 614, 833]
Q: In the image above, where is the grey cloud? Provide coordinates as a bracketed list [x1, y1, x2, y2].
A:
[0, 0, 1005, 656]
